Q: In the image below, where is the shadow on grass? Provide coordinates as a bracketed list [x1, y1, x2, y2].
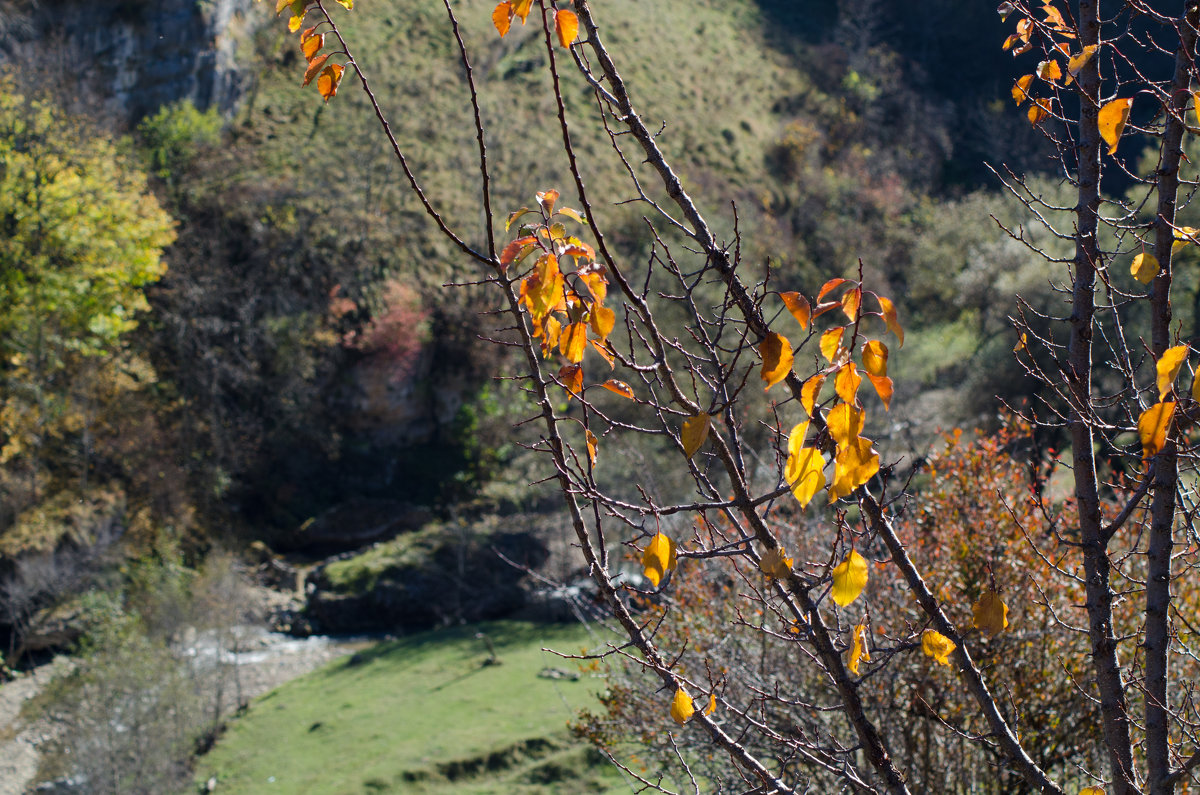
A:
[323, 620, 587, 673]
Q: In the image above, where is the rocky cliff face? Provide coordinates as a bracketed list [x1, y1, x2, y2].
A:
[1, 0, 268, 121]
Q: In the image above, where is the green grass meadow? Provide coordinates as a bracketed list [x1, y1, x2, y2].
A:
[195, 622, 628, 794]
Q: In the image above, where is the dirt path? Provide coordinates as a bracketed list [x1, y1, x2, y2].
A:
[0, 630, 367, 795]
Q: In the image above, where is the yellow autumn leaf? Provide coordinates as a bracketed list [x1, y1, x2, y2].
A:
[670, 688, 695, 724]
[1131, 251, 1160, 284]
[585, 428, 597, 466]
[590, 305, 616, 340]
[1012, 73, 1034, 105]
[841, 287, 862, 322]
[826, 403, 864, 450]
[835, 362, 862, 404]
[681, 413, 711, 459]
[1037, 59, 1062, 82]
[876, 295, 904, 346]
[703, 693, 717, 716]
[1156, 345, 1188, 400]
[759, 547, 793, 579]
[831, 550, 868, 606]
[781, 291, 811, 329]
[820, 327, 845, 363]
[922, 629, 956, 666]
[786, 422, 826, 507]
[642, 532, 676, 589]
[786, 446, 826, 507]
[560, 321, 587, 364]
[759, 332, 794, 390]
[302, 53, 330, 86]
[1067, 44, 1098, 80]
[830, 437, 880, 500]
[1193, 367, 1200, 403]
[1099, 98, 1133, 155]
[1138, 401, 1175, 460]
[971, 590, 1009, 636]
[1078, 787, 1105, 795]
[555, 9, 579, 47]
[317, 63, 345, 102]
[1014, 332, 1027, 352]
[801, 374, 826, 417]
[847, 623, 870, 675]
[861, 340, 888, 377]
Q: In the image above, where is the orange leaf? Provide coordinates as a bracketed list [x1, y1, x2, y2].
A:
[600, 380, 634, 399]
[512, 0, 533, 22]
[780, 291, 811, 329]
[817, 277, 848, 304]
[559, 363, 583, 401]
[560, 322, 588, 364]
[585, 428, 597, 465]
[1042, 3, 1067, 29]
[861, 340, 888, 377]
[1037, 59, 1062, 83]
[1027, 98, 1051, 126]
[820, 327, 845, 363]
[801, 374, 826, 417]
[579, 269, 606, 303]
[1012, 74, 1034, 105]
[1138, 401, 1175, 460]
[536, 188, 559, 214]
[591, 338, 616, 367]
[538, 316, 562, 358]
[300, 25, 319, 41]
[303, 32, 324, 61]
[302, 53, 330, 86]
[555, 9, 579, 47]
[848, 623, 870, 675]
[841, 286, 862, 322]
[867, 373, 893, 411]
[876, 296, 903, 346]
[835, 362, 862, 404]
[811, 300, 841, 321]
[492, 1, 513, 35]
[759, 333, 794, 390]
[1098, 98, 1133, 155]
[500, 236, 538, 270]
[317, 63, 344, 102]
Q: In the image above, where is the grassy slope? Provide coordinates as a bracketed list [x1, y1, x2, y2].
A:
[195, 622, 629, 794]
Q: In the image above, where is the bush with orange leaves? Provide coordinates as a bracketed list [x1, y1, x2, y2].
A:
[575, 418, 1162, 793]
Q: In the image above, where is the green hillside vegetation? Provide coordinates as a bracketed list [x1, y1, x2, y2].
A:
[148, 0, 1054, 538]
[195, 621, 627, 794]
